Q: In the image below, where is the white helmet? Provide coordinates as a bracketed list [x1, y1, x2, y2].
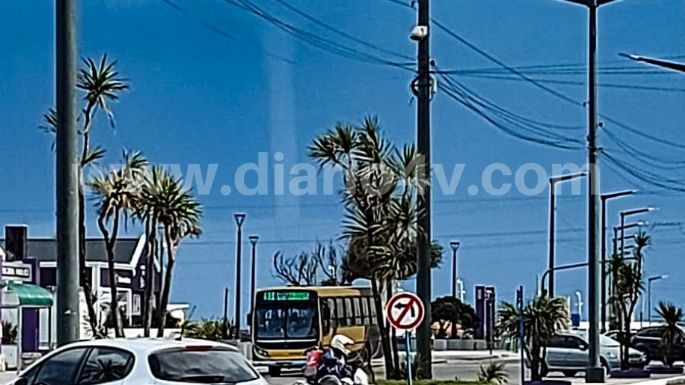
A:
[330, 334, 354, 355]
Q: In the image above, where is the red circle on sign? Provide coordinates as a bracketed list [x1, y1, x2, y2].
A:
[386, 292, 425, 330]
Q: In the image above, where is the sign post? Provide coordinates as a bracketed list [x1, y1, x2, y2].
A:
[516, 285, 525, 385]
[386, 292, 425, 385]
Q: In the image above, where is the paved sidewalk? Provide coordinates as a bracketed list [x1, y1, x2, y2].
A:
[0, 372, 17, 385]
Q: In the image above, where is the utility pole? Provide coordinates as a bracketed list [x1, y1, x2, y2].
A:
[233, 213, 246, 340]
[414, 0, 433, 377]
[55, 0, 80, 346]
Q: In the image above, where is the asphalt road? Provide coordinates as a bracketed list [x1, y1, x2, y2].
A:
[262, 360, 523, 385]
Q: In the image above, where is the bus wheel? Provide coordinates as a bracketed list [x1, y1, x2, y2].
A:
[268, 367, 282, 377]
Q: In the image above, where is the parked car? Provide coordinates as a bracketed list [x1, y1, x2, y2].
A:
[631, 326, 685, 365]
[544, 332, 646, 377]
[8, 338, 267, 385]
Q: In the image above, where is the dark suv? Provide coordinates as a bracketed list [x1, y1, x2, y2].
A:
[631, 326, 685, 364]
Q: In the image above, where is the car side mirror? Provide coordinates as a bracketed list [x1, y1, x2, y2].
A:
[15, 378, 28, 385]
[578, 343, 588, 351]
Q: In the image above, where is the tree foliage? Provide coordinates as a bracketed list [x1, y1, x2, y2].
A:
[657, 301, 683, 367]
[272, 242, 343, 286]
[498, 295, 568, 381]
[610, 231, 649, 369]
[309, 116, 436, 378]
[431, 296, 479, 338]
[477, 361, 509, 385]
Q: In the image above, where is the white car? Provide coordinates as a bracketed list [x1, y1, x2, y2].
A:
[9, 338, 268, 385]
[545, 332, 646, 377]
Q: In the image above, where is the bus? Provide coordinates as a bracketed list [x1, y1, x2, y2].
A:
[251, 286, 382, 376]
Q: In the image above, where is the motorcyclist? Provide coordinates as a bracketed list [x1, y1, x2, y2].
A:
[316, 335, 368, 385]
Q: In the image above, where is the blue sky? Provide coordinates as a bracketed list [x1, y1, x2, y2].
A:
[1, 0, 684, 320]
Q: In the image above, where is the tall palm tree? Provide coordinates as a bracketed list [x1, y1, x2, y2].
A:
[309, 116, 437, 379]
[89, 150, 147, 337]
[611, 252, 646, 369]
[137, 167, 202, 338]
[41, 55, 128, 334]
[498, 295, 568, 381]
[656, 302, 683, 367]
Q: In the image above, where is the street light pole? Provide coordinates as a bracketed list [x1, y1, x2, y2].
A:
[55, 0, 80, 346]
[249, 235, 259, 326]
[548, 172, 585, 297]
[233, 213, 246, 340]
[647, 275, 668, 324]
[600, 190, 635, 332]
[450, 241, 460, 299]
[552, 1, 624, 380]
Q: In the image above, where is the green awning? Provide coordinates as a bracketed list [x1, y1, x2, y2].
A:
[5, 282, 54, 307]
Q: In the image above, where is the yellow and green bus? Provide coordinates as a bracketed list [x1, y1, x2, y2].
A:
[251, 286, 381, 376]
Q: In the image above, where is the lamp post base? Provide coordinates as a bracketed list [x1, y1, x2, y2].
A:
[585, 367, 605, 383]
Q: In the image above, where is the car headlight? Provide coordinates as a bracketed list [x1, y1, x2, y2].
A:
[607, 351, 618, 359]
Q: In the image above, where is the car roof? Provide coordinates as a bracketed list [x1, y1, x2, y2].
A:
[62, 338, 239, 356]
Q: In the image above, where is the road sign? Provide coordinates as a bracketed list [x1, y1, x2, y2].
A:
[386, 292, 425, 331]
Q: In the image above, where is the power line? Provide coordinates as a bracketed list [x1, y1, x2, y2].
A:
[158, 0, 295, 65]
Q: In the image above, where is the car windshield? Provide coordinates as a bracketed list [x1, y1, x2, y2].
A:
[574, 331, 619, 347]
[148, 347, 259, 384]
[256, 303, 318, 339]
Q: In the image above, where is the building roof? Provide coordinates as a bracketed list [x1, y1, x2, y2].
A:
[0, 237, 147, 267]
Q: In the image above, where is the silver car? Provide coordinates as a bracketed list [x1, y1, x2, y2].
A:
[545, 332, 646, 377]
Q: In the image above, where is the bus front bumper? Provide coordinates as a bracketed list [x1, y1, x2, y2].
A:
[253, 358, 307, 369]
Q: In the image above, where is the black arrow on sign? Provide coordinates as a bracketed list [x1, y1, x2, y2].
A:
[395, 301, 416, 318]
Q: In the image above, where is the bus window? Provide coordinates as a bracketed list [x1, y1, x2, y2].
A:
[353, 298, 362, 326]
[344, 298, 354, 326]
[368, 297, 377, 324]
[322, 301, 332, 335]
[286, 307, 317, 339]
[336, 298, 346, 326]
[361, 297, 370, 325]
[256, 308, 286, 339]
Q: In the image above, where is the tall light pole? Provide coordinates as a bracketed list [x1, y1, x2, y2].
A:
[647, 275, 668, 323]
[450, 241, 460, 298]
[600, 190, 635, 331]
[620, 53, 685, 74]
[548, 172, 585, 297]
[249, 234, 259, 326]
[552, 1, 623, 381]
[413, 0, 433, 375]
[233, 213, 246, 340]
[55, 0, 80, 346]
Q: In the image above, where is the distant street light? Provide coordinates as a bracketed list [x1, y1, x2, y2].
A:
[600, 189, 635, 331]
[620, 208, 655, 266]
[620, 53, 685, 74]
[548, 172, 586, 297]
[450, 241, 460, 299]
[575, 290, 584, 318]
[249, 234, 259, 326]
[233, 213, 247, 339]
[647, 275, 668, 323]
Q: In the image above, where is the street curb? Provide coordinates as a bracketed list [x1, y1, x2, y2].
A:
[629, 376, 685, 385]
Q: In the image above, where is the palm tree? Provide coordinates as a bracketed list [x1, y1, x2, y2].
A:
[656, 302, 683, 367]
[478, 361, 509, 385]
[498, 295, 568, 381]
[309, 117, 433, 378]
[89, 150, 147, 337]
[611, 232, 649, 369]
[137, 166, 202, 338]
[41, 55, 128, 334]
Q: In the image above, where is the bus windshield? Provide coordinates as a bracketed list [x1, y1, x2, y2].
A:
[256, 300, 318, 340]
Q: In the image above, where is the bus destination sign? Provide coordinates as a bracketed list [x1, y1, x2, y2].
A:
[262, 291, 311, 301]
